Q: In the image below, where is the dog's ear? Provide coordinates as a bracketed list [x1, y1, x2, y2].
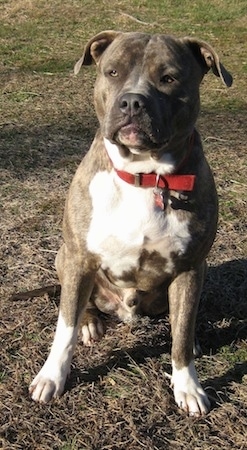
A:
[183, 37, 233, 87]
[74, 30, 121, 74]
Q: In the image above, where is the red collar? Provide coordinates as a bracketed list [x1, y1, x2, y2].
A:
[114, 170, 195, 191]
[113, 133, 196, 192]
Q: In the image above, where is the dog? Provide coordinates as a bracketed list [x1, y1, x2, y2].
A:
[29, 31, 232, 415]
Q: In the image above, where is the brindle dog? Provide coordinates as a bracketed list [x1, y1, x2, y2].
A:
[30, 31, 232, 415]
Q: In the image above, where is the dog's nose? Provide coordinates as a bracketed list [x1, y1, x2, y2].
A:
[119, 93, 145, 116]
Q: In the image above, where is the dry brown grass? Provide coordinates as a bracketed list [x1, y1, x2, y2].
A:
[1, 1, 247, 449]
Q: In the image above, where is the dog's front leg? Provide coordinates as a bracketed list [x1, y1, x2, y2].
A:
[29, 246, 96, 403]
[168, 264, 210, 416]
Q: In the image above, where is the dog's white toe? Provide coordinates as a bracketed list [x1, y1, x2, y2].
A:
[81, 318, 104, 346]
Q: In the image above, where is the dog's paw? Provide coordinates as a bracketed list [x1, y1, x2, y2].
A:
[81, 316, 104, 346]
[172, 360, 210, 416]
[29, 377, 61, 403]
[174, 386, 210, 416]
[29, 366, 67, 403]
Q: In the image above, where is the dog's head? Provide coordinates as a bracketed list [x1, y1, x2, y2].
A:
[75, 31, 232, 157]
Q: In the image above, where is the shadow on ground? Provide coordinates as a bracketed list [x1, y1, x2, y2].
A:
[0, 120, 96, 177]
[198, 258, 247, 351]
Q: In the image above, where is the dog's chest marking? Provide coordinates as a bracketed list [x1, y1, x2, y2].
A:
[86, 171, 191, 281]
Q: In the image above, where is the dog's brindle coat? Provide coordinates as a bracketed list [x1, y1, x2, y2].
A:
[30, 31, 232, 415]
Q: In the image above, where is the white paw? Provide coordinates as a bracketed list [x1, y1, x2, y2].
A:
[29, 366, 67, 403]
[29, 313, 77, 402]
[81, 318, 104, 346]
[172, 360, 210, 416]
[174, 386, 210, 416]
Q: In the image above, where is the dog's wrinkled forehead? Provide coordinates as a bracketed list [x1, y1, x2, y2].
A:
[99, 34, 191, 70]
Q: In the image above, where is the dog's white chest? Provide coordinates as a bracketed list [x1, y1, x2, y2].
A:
[86, 171, 191, 279]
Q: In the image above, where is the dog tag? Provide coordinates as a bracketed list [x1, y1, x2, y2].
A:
[153, 188, 166, 210]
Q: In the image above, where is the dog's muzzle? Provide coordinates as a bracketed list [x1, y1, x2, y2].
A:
[114, 92, 167, 152]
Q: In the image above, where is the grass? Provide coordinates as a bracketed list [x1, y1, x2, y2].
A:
[1, 0, 247, 449]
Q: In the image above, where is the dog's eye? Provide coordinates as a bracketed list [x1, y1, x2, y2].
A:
[109, 69, 118, 77]
[160, 75, 175, 84]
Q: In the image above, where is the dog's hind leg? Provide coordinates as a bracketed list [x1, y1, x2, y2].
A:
[80, 304, 105, 346]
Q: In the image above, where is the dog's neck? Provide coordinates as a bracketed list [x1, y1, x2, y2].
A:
[104, 133, 194, 176]
[104, 138, 173, 175]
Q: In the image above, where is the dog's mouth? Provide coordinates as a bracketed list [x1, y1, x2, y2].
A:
[114, 123, 168, 154]
[117, 124, 147, 148]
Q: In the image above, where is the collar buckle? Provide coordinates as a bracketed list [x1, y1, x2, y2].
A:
[134, 173, 141, 187]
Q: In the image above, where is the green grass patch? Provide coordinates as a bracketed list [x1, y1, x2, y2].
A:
[220, 343, 247, 365]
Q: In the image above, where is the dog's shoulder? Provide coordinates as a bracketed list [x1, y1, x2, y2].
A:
[75, 129, 111, 182]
